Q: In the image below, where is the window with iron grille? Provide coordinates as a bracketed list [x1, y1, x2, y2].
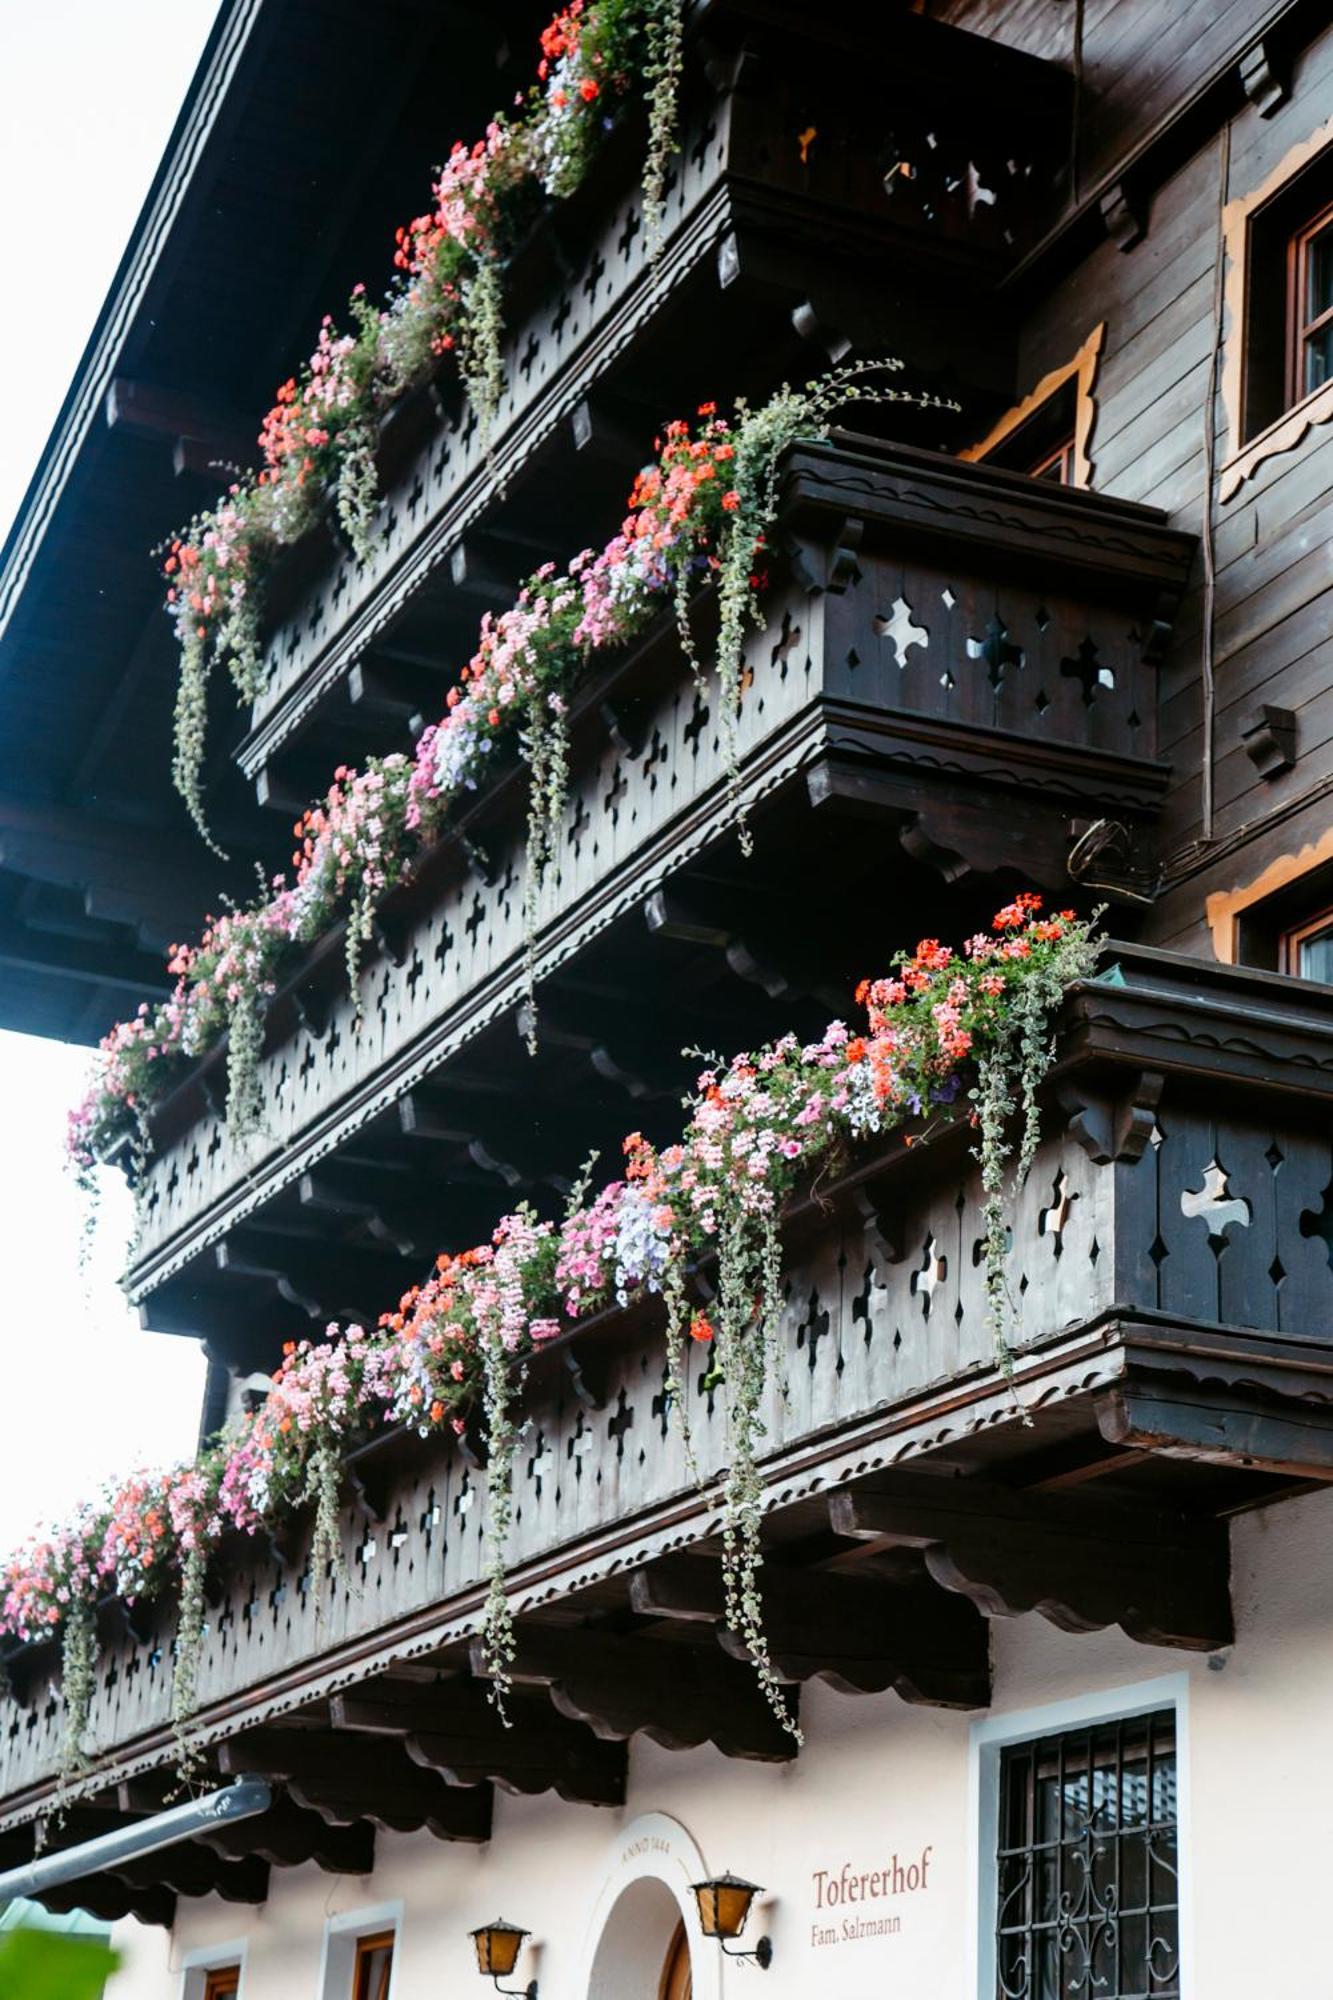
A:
[995, 1709, 1179, 2000]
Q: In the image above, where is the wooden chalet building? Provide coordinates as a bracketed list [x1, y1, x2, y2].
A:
[2, 1, 1333, 1995]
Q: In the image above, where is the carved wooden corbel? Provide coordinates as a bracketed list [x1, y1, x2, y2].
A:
[1056, 1068, 1164, 1165]
[1239, 39, 1288, 117]
[791, 297, 854, 366]
[848, 1182, 909, 1267]
[598, 693, 647, 759]
[563, 1342, 609, 1412]
[1240, 703, 1297, 779]
[1100, 181, 1147, 251]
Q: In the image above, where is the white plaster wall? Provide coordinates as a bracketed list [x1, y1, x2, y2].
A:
[105, 1482, 1333, 2000]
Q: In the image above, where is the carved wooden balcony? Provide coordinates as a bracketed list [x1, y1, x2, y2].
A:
[234, 0, 1074, 803]
[123, 435, 1195, 1364]
[6, 949, 1333, 1917]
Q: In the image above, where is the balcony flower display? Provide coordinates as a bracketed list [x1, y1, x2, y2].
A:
[167, 0, 686, 841]
[31, 901, 1096, 1765]
[73, 362, 947, 1181]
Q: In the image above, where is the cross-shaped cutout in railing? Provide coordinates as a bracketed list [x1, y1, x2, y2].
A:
[796, 1286, 832, 1373]
[1182, 1160, 1251, 1242]
[911, 1234, 948, 1315]
[851, 1262, 885, 1349]
[640, 727, 668, 790]
[608, 1386, 635, 1460]
[771, 610, 802, 678]
[567, 1408, 593, 1473]
[604, 762, 629, 824]
[684, 690, 711, 756]
[1039, 1168, 1079, 1255]
[874, 595, 928, 669]
[1061, 636, 1115, 706]
[527, 1432, 557, 1497]
[967, 617, 1025, 693]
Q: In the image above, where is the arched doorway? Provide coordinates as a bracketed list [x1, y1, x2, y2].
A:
[586, 1875, 681, 1998]
[659, 1921, 693, 2000]
[574, 1813, 720, 2000]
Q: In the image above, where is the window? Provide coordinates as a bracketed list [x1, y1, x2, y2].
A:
[994, 1708, 1178, 2000]
[958, 324, 1104, 491]
[203, 1972, 241, 2000]
[353, 1932, 395, 2000]
[1028, 433, 1077, 484]
[1222, 856, 1333, 975]
[1289, 199, 1333, 404]
[1220, 118, 1333, 498]
[1282, 905, 1333, 982]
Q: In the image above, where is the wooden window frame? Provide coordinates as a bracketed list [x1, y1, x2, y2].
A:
[203, 1971, 241, 2000]
[958, 323, 1103, 490]
[1028, 433, 1077, 484]
[1280, 902, 1333, 978]
[1287, 197, 1333, 407]
[352, 1930, 396, 2000]
[1220, 116, 1333, 500]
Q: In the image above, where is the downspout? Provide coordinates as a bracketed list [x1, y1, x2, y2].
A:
[0, 1780, 272, 1903]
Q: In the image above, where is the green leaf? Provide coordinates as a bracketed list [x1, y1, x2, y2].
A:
[0, 1927, 119, 1999]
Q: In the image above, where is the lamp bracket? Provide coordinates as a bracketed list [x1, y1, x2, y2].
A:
[720, 1936, 773, 1970]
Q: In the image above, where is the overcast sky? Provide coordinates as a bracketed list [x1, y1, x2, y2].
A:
[0, 2, 224, 1550]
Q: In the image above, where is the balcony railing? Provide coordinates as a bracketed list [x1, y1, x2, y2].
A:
[123, 436, 1195, 1353]
[234, 0, 1074, 792]
[6, 948, 1333, 1835]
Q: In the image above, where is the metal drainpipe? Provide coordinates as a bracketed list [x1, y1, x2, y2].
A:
[0, 1779, 272, 1903]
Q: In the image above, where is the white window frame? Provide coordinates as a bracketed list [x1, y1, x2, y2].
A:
[318, 1900, 404, 2000]
[968, 1672, 1193, 2000]
[180, 1936, 248, 2000]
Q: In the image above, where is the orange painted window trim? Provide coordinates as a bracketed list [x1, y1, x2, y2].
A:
[958, 322, 1105, 490]
[1219, 116, 1333, 501]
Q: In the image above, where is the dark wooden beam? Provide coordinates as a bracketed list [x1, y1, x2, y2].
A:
[1096, 1377, 1333, 1483]
[216, 1731, 493, 1841]
[465, 1625, 797, 1760]
[644, 888, 845, 1013]
[106, 377, 253, 473]
[330, 1681, 627, 1805]
[39, 1872, 176, 1928]
[829, 1474, 1233, 1651]
[213, 1225, 412, 1325]
[112, 1846, 269, 1905]
[628, 1552, 991, 1707]
[514, 1002, 678, 1103]
[193, 1795, 375, 1876]
[0, 797, 237, 950]
[0, 915, 165, 998]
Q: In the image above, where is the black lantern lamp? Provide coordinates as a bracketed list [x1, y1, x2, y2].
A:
[469, 1918, 537, 2000]
[690, 1872, 773, 1969]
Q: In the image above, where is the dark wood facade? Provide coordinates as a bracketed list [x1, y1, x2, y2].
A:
[3, 0, 1333, 1938]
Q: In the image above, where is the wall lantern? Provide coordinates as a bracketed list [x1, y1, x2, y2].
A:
[469, 1918, 537, 2000]
[690, 1872, 773, 1969]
